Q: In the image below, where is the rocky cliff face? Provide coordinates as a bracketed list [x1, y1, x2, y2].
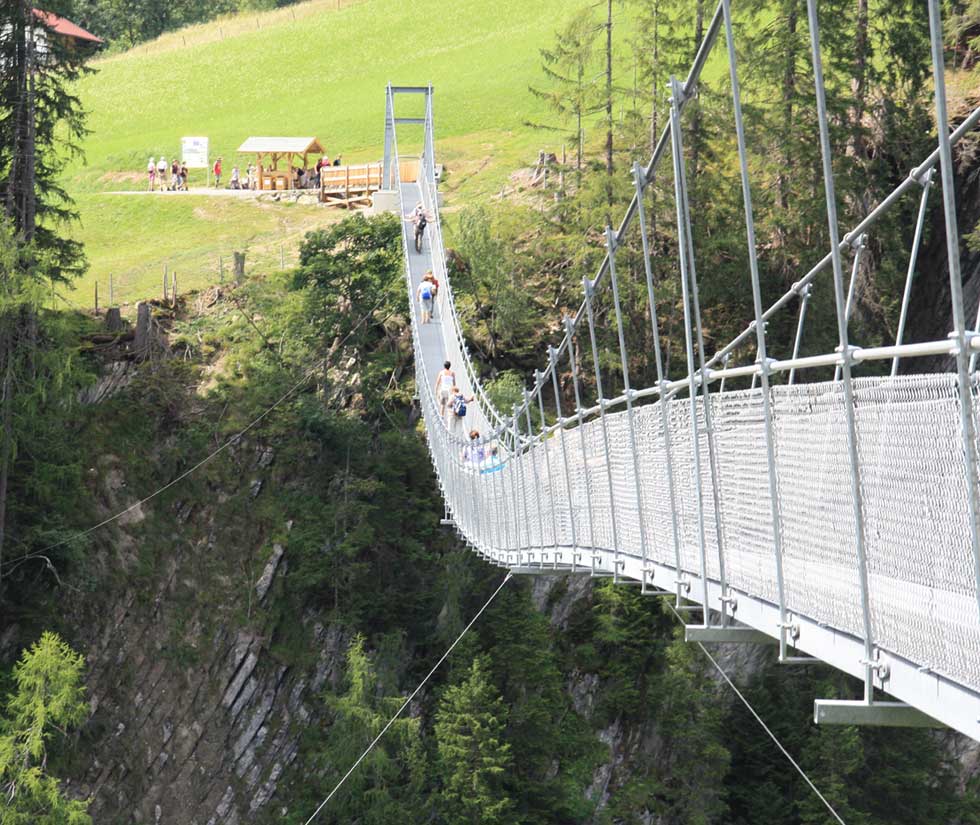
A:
[61, 443, 352, 824]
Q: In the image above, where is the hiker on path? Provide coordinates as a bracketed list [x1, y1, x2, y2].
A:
[170, 158, 180, 190]
[405, 202, 432, 253]
[157, 157, 167, 189]
[230, 166, 241, 190]
[448, 386, 475, 435]
[213, 157, 222, 188]
[416, 275, 435, 324]
[179, 162, 189, 191]
[423, 269, 440, 320]
[147, 157, 156, 191]
[434, 360, 456, 421]
[247, 164, 257, 190]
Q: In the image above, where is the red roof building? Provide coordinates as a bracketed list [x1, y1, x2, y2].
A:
[32, 8, 104, 47]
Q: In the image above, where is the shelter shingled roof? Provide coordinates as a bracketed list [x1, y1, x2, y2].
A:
[237, 137, 325, 155]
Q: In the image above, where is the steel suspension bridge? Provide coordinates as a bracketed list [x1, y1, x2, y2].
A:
[384, 0, 980, 742]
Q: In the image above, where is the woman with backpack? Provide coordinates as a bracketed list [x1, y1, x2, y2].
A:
[448, 386, 474, 434]
[416, 276, 435, 324]
[404, 203, 431, 254]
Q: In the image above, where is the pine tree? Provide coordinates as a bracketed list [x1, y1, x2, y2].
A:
[0, 631, 91, 825]
[310, 634, 425, 825]
[528, 7, 602, 187]
[0, 0, 97, 279]
[434, 656, 513, 825]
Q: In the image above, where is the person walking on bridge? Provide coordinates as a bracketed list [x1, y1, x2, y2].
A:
[405, 202, 432, 254]
[416, 276, 435, 324]
[449, 386, 474, 435]
[434, 361, 456, 421]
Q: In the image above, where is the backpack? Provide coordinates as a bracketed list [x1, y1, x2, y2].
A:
[421, 285, 432, 301]
[452, 396, 466, 417]
[417, 214, 428, 231]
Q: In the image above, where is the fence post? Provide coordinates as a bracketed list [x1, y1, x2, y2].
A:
[94, 281, 99, 316]
[219, 255, 224, 283]
[163, 264, 169, 302]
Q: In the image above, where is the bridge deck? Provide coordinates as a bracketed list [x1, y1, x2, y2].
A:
[392, 84, 980, 742]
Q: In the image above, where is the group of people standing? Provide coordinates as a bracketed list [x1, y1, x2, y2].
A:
[147, 157, 190, 191]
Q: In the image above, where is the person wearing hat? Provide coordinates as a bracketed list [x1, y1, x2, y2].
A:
[213, 157, 223, 188]
[147, 157, 156, 191]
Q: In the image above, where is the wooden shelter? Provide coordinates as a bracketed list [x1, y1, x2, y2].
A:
[237, 137, 325, 191]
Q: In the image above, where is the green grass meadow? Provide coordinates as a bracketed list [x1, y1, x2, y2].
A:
[66, 0, 620, 306]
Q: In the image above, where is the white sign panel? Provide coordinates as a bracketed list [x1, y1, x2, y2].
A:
[181, 136, 209, 168]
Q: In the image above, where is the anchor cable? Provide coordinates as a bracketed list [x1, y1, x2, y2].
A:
[303, 571, 512, 824]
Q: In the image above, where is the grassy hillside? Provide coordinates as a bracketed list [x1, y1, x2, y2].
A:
[66, 0, 620, 307]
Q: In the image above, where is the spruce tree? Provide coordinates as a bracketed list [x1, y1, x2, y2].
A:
[434, 656, 513, 825]
[310, 635, 425, 825]
[528, 7, 602, 187]
[0, 0, 96, 280]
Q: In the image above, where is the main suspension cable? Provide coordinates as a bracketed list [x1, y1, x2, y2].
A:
[303, 571, 512, 825]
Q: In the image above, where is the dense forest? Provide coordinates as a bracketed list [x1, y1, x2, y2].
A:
[1, 0, 980, 823]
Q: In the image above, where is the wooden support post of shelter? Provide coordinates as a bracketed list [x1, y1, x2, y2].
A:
[237, 137, 325, 192]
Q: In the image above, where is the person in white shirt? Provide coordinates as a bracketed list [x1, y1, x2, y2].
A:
[434, 361, 456, 421]
[157, 157, 167, 189]
[416, 277, 434, 324]
[147, 157, 156, 191]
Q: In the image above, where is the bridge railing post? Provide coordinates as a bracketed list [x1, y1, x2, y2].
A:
[807, 0, 876, 699]
[512, 406, 535, 564]
[524, 388, 547, 560]
[722, 0, 789, 653]
[565, 318, 598, 564]
[834, 234, 868, 383]
[550, 345, 579, 568]
[927, 0, 980, 624]
[891, 169, 934, 376]
[787, 283, 812, 386]
[582, 273, 622, 581]
[606, 225, 651, 576]
[669, 76, 718, 625]
[535, 371, 561, 557]
[632, 161, 685, 599]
